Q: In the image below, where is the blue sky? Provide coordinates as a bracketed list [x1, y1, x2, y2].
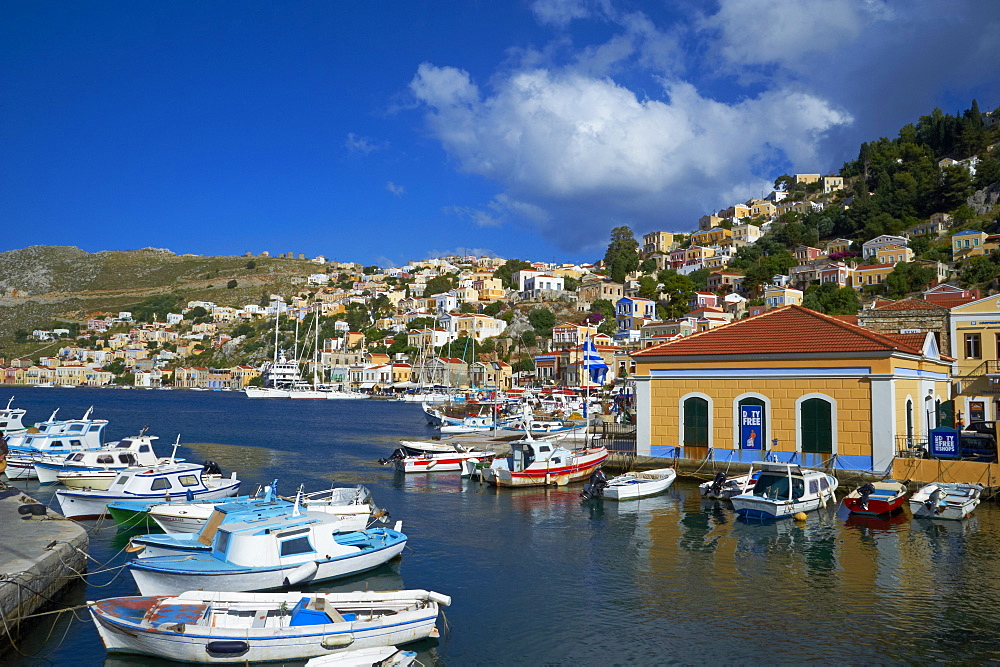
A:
[2, 1, 998, 267]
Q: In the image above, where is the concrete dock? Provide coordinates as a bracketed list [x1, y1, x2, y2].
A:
[0, 482, 88, 646]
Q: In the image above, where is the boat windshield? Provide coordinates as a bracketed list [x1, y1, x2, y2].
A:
[752, 473, 805, 500]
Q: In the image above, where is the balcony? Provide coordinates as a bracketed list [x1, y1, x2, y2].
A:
[959, 360, 1000, 379]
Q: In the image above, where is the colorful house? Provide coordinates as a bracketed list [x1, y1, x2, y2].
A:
[630, 305, 952, 473]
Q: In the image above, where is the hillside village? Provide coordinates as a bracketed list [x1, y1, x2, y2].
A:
[2, 103, 1000, 415]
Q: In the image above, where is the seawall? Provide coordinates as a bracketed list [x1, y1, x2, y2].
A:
[0, 484, 88, 645]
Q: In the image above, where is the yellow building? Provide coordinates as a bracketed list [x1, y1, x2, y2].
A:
[690, 228, 732, 247]
[852, 263, 896, 290]
[951, 230, 992, 260]
[631, 305, 952, 473]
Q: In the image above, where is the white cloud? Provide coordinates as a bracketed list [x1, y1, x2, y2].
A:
[443, 205, 503, 228]
[386, 181, 405, 196]
[699, 0, 880, 69]
[345, 133, 385, 154]
[411, 63, 850, 250]
[531, 0, 590, 27]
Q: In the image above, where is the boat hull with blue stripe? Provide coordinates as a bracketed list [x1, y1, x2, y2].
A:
[89, 588, 450, 663]
[128, 510, 407, 595]
[55, 462, 241, 520]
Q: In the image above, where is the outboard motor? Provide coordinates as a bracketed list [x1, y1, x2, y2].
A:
[927, 487, 945, 514]
[377, 448, 406, 466]
[202, 460, 223, 476]
[709, 471, 728, 497]
[857, 482, 875, 511]
[581, 469, 608, 500]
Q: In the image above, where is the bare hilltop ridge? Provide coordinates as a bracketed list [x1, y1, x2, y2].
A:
[0, 246, 318, 341]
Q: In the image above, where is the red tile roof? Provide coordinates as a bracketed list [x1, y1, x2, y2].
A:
[632, 305, 932, 357]
[872, 298, 948, 312]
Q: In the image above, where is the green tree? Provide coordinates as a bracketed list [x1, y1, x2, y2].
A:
[602, 226, 640, 283]
[636, 275, 659, 300]
[245, 260, 256, 270]
[773, 174, 794, 191]
[483, 301, 504, 317]
[528, 307, 556, 337]
[885, 262, 936, 298]
[226, 279, 238, 289]
[14, 328, 29, 343]
[563, 276, 579, 291]
[935, 165, 975, 212]
[184, 306, 208, 320]
[589, 299, 617, 336]
[493, 259, 532, 289]
[656, 270, 696, 319]
[801, 283, 860, 315]
[423, 275, 455, 296]
[345, 302, 370, 331]
[638, 258, 658, 275]
[961, 255, 1000, 286]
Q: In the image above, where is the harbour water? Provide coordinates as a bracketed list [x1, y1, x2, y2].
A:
[3, 387, 1000, 664]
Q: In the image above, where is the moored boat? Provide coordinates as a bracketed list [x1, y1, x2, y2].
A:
[34, 432, 176, 486]
[601, 467, 677, 501]
[56, 461, 241, 520]
[0, 397, 28, 436]
[382, 447, 495, 474]
[4, 408, 109, 480]
[482, 435, 608, 487]
[908, 482, 983, 520]
[127, 510, 407, 595]
[89, 588, 450, 663]
[843, 480, 907, 516]
[730, 462, 838, 520]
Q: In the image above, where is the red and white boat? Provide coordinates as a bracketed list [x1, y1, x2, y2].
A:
[843, 480, 908, 515]
[380, 445, 495, 473]
[481, 435, 607, 487]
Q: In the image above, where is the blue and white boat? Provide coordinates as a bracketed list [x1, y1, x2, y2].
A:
[0, 396, 28, 436]
[4, 407, 108, 480]
[127, 507, 407, 595]
[89, 588, 450, 663]
[730, 461, 838, 520]
[55, 461, 241, 520]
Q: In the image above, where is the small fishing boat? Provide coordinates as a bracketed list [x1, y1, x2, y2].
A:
[699, 470, 760, 500]
[55, 461, 241, 520]
[730, 462, 838, 520]
[89, 588, 450, 663]
[127, 509, 407, 595]
[149, 485, 378, 534]
[382, 447, 495, 474]
[908, 482, 983, 520]
[0, 396, 28, 436]
[601, 467, 677, 501]
[4, 407, 109, 480]
[34, 432, 178, 487]
[396, 439, 462, 456]
[843, 480, 907, 516]
[482, 434, 608, 487]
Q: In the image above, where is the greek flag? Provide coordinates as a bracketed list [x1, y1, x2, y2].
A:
[582, 338, 608, 385]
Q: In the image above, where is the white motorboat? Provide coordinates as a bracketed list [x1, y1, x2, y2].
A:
[0, 396, 28, 436]
[306, 646, 418, 666]
[55, 461, 241, 520]
[396, 440, 462, 456]
[127, 511, 407, 595]
[4, 407, 109, 480]
[481, 434, 608, 487]
[149, 485, 378, 534]
[34, 432, 176, 487]
[909, 482, 983, 520]
[730, 462, 838, 520]
[89, 588, 450, 663]
[388, 448, 495, 474]
[601, 467, 677, 500]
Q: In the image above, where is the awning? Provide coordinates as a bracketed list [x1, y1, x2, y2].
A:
[393, 381, 419, 389]
[359, 382, 377, 389]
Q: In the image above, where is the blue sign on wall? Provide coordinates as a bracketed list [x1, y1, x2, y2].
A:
[928, 426, 960, 459]
[740, 405, 763, 450]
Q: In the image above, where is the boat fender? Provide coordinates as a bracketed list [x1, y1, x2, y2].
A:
[394, 520, 403, 532]
[427, 591, 452, 607]
[793, 512, 808, 521]
[205, 640, 249, 657]
[284, 560, 319, 586]
[321, 633, 355, 649]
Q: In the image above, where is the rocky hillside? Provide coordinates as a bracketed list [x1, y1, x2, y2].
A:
[0, 246, 320, 346]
